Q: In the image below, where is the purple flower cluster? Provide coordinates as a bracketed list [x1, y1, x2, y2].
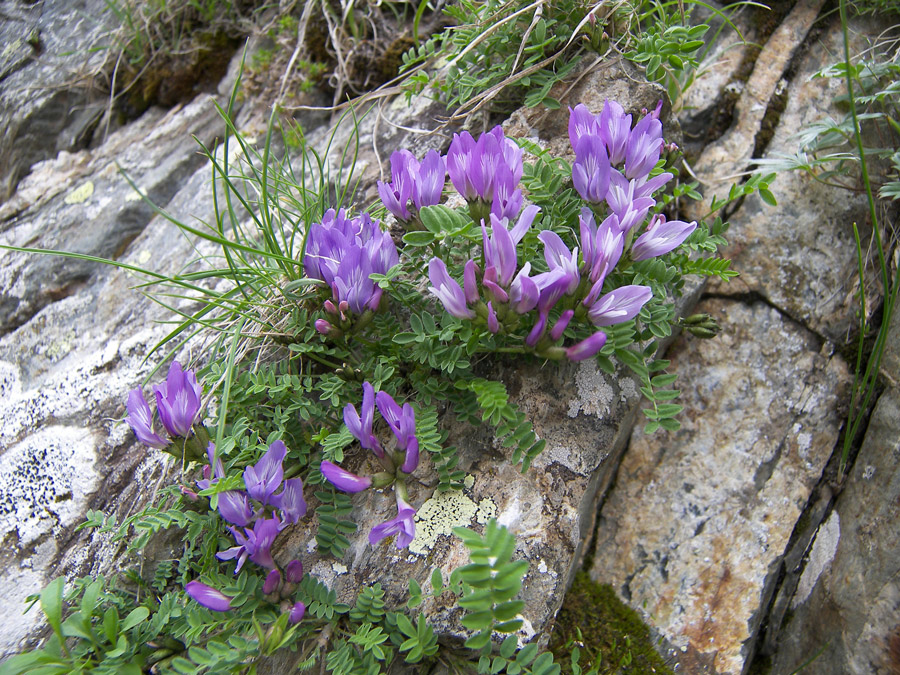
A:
[303, 208, 399, 335]
[424, 101, 698, 363]
[377, 149, 446, 223]
[186, 441, 307, 622]
[320, 382, 419, 549]
[126, 361, 202, 450]
[448, 126, 524, 220]
[568, 101, 696, 256]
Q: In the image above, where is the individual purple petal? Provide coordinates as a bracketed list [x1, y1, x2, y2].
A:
[186, 581, 232, 612]
[217, 491, 254, 527]
[369, 494, 416, 549]
[486, 215, 518, 287]
[625, 109, 664, 180]
[289, 601, 306, 624]
[487, 301, 500, 334]
[263, 569, 282, 595]
[273, 478, 306, 524]
[216, 540, 249, 573]
[344, 382, 383, 457]
[154, 361, 202, 438]
[490, 162, 522, 220]
[509, 263, 539, 314]
[447, 131, 481, 200]
[568, 103, 601, 150]
[320, 460, 373, 493]
[400, 436, 419, 474]
[572, 134, 611, 203]
[526, 312, 547, 347]
[244, 440, 286, 505]
[509, 204, 540, 245]
[538, 231, 581, 296]
[599, 99, 632, 165]
[631, 216, 697, 260]
[550, 309, 574, 341]
[414, 149, 446, 209]
[428, 257, 475, 319]
[376, 391, 417, 459]
[633, 171, 673, 200]
[285, 560, 304, 584]
[126, 388, 169, 449]
[463, 260, 479, 304]
[588, 285, 653, 326]
[566, 331, 608, 361]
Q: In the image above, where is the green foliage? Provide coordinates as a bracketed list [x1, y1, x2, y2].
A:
[454, 519, 529, 650]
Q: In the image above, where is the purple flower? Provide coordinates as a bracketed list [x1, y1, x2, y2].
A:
[428, 258, 475, 319]
[263, 569, 282, 594]
[414, 149, 447, 210]
[217, 491, 254, 527]
[447, 131, 482, 200]
[572, 134, 611, 203]
[375, 391, 419, 473]
[244, 440, 287, 506]
[320, 460, 373, 493]
[217, 517, 282, 572]
[153, 361, 202, 438]
[447, 127, 523, 209]
[285, 560, 304, 583]
[303, 209, 398, 316]
[566, 331, 608, 361]
[197, 442, 224, 491]
[272, 478, 307, 524]
[631, 215, 697, 261]
[580, 210, 624, 308]
[588, 285, 653, 326]
[344, 381, 385, 457]
[605, 171, 656, 234]
[377, 150, 415, 221]
[126, 389, 168, 449]
[186, 581, 232, 612]
[289, 601, 306, 624]
[482, 216, 518, 290]
[625, 105, 664, 180]
[369, 494, 416, 549]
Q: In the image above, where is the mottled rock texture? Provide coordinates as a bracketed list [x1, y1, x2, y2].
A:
[590, 298, 850, 674]
[769, 387, 900, 675]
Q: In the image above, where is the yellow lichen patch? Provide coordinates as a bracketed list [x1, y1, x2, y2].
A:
[64, 181, 94, 205]
[408, 487, 497, 556]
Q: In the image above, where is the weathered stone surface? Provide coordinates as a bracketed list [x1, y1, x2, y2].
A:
[703, 13, 878, 343]
[0, 94, 230, 335]
[0, 0, 111, 202]
[685, 0, 826, 200]
[590, 297, 850, 675]
[769, 386, 900, 675]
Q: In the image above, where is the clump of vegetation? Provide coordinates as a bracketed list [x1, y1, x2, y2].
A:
[549, 572, 674, 675]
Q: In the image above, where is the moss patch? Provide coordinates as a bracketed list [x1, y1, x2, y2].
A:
[548, 571, 674, 675]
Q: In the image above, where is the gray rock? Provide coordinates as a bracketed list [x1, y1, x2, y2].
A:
[769, 386, 900, 675]
[702, 12, 878, 343]
[0, 0, 112, 202]
[0, 94, 230, 335]
[590, 297, 850, 675]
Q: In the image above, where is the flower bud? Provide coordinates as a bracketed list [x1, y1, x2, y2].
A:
[263, 569, 282, 595]
[285, 560, 304, 584]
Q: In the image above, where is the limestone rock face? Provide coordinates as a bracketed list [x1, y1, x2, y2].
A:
[590, 298, 850, 674]
[770, 387, 900, 675]
[0, 0, 111, 202]
[704, 12, 877, 343]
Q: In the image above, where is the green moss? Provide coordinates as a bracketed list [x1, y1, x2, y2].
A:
[548, 571, 674, 675]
